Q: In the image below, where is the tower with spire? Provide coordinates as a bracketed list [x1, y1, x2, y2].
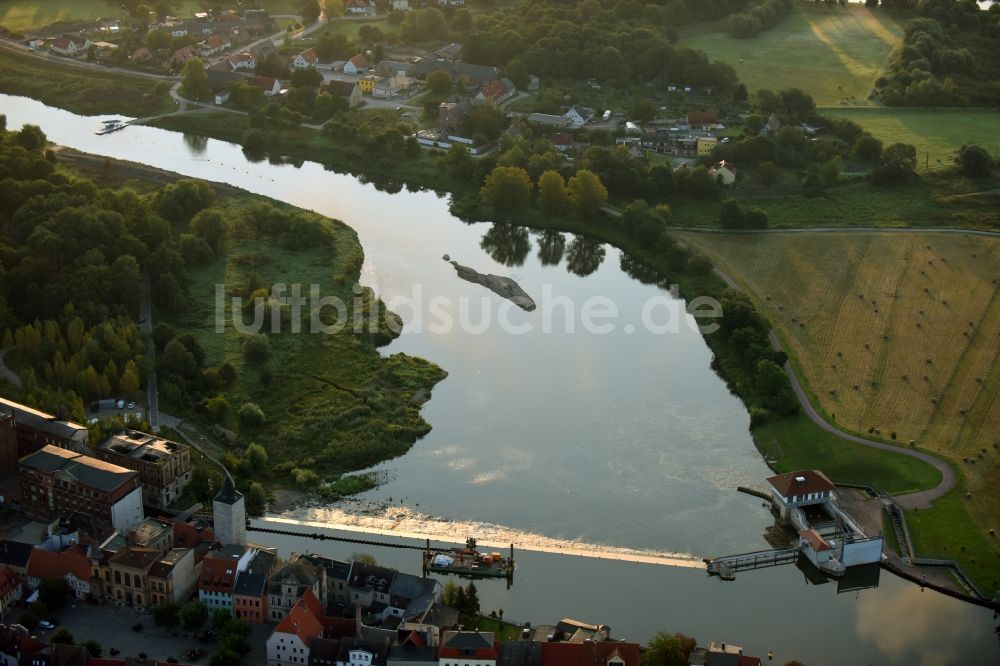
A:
[212, 475, 246, 546]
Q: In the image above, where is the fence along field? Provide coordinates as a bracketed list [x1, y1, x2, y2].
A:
[674, 230, 1000, 547]
[680, 4, 902, 107]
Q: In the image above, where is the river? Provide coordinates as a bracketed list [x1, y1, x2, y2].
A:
[1, 95, 996, 664]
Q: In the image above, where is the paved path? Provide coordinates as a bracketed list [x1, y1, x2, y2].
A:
[0, 349, 21, 388]
[710, 265, 956, 509]
[140, 271, 160, 432]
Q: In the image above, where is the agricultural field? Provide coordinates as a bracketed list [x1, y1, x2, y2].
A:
[681, 4, 902, 107]
[822, 107, 1000, 171]
[674, 230, 1000, 571]
[0, 1, 204, 32]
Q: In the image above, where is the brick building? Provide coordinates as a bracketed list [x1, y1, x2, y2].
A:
[95, 431, 192, 509]
[19, 445, 143, 534]
[0, 398, 89, 473]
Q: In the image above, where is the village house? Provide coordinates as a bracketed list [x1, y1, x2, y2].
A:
[294, 47, 319, 69]
[326, 81, 363, 109]
[95, 431, 192, 510]
[227, 52, 256, 70]
[347, 561, 396, 610]
[200, 34, 229, 57]
[550, 133, 575, 152]
[709, 160, 737, 187]
[19, 446, 143, 535]
[563, 106, 591, 129]
[474, 78, 516, 106]
[359, 74, 380, 94]
[686, 110, 719, 133]
[696, 136, 717, 156]
[25, 546, 92, 599]
[49, 34, 90, 57]
[249, 76, 283, 96]
[91, 41, 119, 58]
[374, 75, 411, 99]
[266, 588, 326, 666]
[344, 53, 369, 76]
[346, 0, 378, 16]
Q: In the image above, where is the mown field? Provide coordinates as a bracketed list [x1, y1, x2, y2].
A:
[675, 229, 1000, 589]
[681, 4, 902, 107]
[0, 0, 206, 31]
[822, 107, 1000, 171]
[0, 47, 173, 116]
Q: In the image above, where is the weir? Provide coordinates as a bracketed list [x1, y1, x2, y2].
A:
[252, 516, 705, 569]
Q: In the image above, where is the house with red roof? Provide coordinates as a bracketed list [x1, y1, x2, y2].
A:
[25, 546, 93, 599]
[200, 34, 229, 57]
[248, 76, 283, 96]
[438, 631, 496, 666]
[198, 544, 253, 615]
[474, 78, 516, 106]
[540, 640, 639, 666]
[266, 588, 326, 666]
[344, 53, 369, 76]
[294, 47, 320, 70]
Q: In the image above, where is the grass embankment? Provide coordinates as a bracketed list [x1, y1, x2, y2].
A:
[681, 3, 902, 107]
[164, 193, 446, 481]
[822, 108, 1000, 172]
[668, 176, 1000, 230]
[675, 230, 1000, 592]
[0, 48, 173, 117]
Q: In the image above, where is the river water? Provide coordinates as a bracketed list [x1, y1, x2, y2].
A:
[1, 95, 996, 664]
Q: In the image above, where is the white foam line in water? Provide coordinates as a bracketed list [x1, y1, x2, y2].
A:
[259, 506, 705, 570]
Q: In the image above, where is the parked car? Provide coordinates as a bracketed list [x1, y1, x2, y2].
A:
[38, 621, 54, 630]
[127, 401, 136, 409]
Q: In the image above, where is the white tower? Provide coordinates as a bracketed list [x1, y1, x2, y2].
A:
[212, 475, 246, 546]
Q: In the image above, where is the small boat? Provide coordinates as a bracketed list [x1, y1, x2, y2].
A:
[96, 119, 127, 135]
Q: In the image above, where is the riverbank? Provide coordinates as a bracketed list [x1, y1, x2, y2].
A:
[0, 44, 173, 117]
[52, 146, 448, 497]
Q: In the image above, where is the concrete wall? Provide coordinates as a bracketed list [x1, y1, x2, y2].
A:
[111, 487, 144, 532]
[842, 538, 883, 567]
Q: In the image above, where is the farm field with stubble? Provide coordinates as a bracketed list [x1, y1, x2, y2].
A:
[680, 4, 902, 107]
[675, 230, 1000, 586]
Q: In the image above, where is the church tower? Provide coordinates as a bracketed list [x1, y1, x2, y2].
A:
[212, 475, 246, 546]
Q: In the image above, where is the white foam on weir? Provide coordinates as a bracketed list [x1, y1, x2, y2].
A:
[261, 504, 705, 570]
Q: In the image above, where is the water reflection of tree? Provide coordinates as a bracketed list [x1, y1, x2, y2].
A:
[620, 252, 669, 286]
[182, 133, 208, 155]
[565, 236, 605, 277]
[536, 231, 566, 266]
[481, 223, 532, 267]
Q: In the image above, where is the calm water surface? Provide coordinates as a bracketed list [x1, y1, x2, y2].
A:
[2, 95, 996, 663]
